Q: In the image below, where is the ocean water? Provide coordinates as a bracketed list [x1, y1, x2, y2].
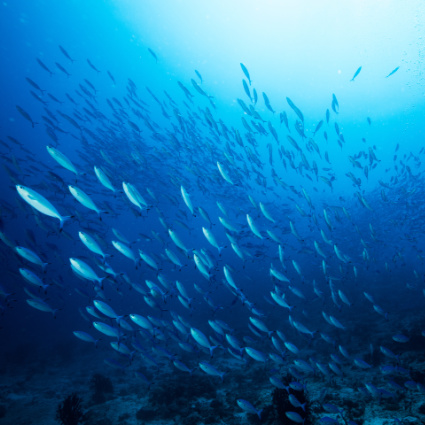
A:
[1, 1, 425, 424]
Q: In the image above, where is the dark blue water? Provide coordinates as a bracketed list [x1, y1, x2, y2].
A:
[1, 1, 425, 424]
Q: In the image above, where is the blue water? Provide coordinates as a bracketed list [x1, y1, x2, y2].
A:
[1, 1, 425, 424]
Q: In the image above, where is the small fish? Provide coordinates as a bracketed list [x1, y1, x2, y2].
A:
[16, 105, 37, 127]
[107, 70, 116, 84]
[286, 97, 304, 122]
[55, 62, 71, 77]
[285, 411, 304, 424]
[385, 66, 400, 78]
[36, 58, 53, 76]
[195, 70, 202, 83]
[87, 58, 101, 73]
[148, 48, 158, 62]
[350, 66, 362, 82]
[59, 45, 75, 63]
[199, 361, 224, 381]
[237, 399, 262, 419]
[240, 63, 251, 85]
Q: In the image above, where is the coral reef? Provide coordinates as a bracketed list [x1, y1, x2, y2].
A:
[56, 393, 84, 425]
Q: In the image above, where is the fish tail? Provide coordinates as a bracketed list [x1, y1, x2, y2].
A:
[210, 345, 218, 357]
[59, 215, 73, 230]
[257, 409, 263, 420]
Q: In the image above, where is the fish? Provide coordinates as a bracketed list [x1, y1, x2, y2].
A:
[199, 362, 224, 381]
[286, 97, 304, 122]
[87, 58, 101, 73]
[55, 62, 71, 77]
[242, 79, 252, 102]
[217, 162, 234, 185]
[385, 66, 400, 78]
[70, 258, 106, 286]
[36, 58, 54, 76]
[246, 214, 263, 239]
[350, 66, 362, 81]
[190, 328, 217, 357]
[47, 146, 79, 175]
[59, 45, 75, 63]
[73, 331, 100, 347]
[285, 411, 304, 424]
[69, 185, 104, 217]
[94, 166, 115, 192]
[148, 48, 158, 62]
[16, 105, 37, 127]
[181, 186, 195, 216]
[195, 70, 202, 83]
[26, 299, 57, 316]
[122, 182, 148, 212]
[237, 399, 262, 419]
[240, 63, 251, 85]
[15, 246, 48, 270]
[16, 185, 71, 230]
[112, 240, 136, 263]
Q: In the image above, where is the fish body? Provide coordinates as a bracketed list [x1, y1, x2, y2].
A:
[181, 186, 194, 215]
[350, 66, 362, 81]
[240, 63, 251, 85]
[217, 161, 234, 184]
[26, 299, 56, 314]
[385, 66, 400, 78]
[259, 202, 275, 223]
[70, 258, 105, 285]
[73, 331, 99, 346]
[16, 185, 71, 229]
[122, 182, 148, 211]
[79, 231, 107, 259]
[19, 268, 49, 291]
[69, 185, 102, 216]
[46, 145, 79, 175]
[246, 214, 263, 239]
[237, 399, 262, 419]
[139, 250, 158, 270]
[94, 166, 115, 192]
[15, 246, 48, 270]
[199, 361, 224, 380]
[93, 300, 117, 319]
[191, 328, 216, 356]
[93, 322, 122, 338]
[202, 227, 223, 254]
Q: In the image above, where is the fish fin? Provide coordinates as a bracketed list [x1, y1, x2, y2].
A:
[59, 215, 73, 231]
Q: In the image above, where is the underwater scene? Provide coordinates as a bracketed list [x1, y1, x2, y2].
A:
[1, 1, 425, 424]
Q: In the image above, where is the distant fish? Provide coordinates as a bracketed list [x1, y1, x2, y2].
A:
[148, 48, 158, 62]
[58, 45, 75, 63]
[385, 66, 400, 78]
[87, 58, 101, 73]
[55, 62, 71, 77]
[240, 63, 251, 85]
[195, 70, 202, 83]
[107, 70, 116, 84]
[242, 79, 252, 102]
[286, 97, 304, 123]
[237, 399, 262, 420]
[331, 93, 339, 114]
[25, 77, 45, 93]
[350, 66, 362, 82]
[36, 58, 53, 76]
[15, 105, 37, 127]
